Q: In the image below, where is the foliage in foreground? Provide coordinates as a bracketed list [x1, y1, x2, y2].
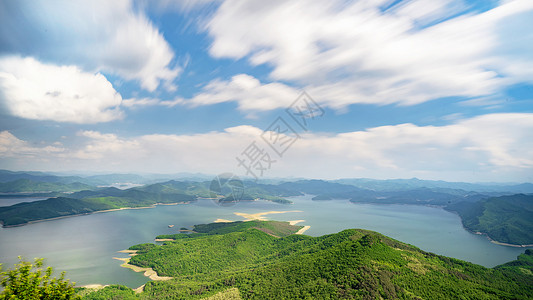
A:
[0, 257, 79, 300]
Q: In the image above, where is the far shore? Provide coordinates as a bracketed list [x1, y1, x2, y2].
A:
[442, 209, 533, 248]
[489, 240, 533, 248]
[483, 234, 533, 248]
[467, 229, 533, 248]
[1, 202, 190, 228]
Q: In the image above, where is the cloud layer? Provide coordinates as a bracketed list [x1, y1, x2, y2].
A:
[2, 113, 531, 182]
[204, 0, 533, 109]
[0, 0, 178, 91]
[0, 56, 123, 123]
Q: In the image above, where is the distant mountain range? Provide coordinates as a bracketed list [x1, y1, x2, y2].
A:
[334, 177, 533, 194]
[0, 170, 532, 245]
[0, 179, 93, 193]
[0, 170, 213, 186]
[2, 169, 533, 193]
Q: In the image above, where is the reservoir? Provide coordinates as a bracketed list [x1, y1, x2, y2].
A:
[0, 195, 529, 288]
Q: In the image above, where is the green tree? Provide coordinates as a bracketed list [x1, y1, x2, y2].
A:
[0, 257, 80, 300]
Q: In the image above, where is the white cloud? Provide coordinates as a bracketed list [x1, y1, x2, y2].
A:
[0, 131, 64, 158]
[1, 0, 178, 91]
[142, 0, 221, 12]
[205, 0, 533, 109]
[74, 131, 141, 159]
[123, 74, 301, 113]
[2, 113, 532, 182]
[121, 97, 184, 109]
[122, 97, 166, 108]
[185, 74, 300, 111]
[0, 56, 123, 123]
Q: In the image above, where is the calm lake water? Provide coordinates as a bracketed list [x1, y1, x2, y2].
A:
[0, 195, 530, 288]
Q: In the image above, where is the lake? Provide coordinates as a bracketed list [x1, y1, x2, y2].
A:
[0, 195, 529, 288]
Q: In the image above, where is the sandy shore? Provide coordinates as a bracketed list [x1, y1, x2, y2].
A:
[213, 213, 310, 235]
[234, 210, 303, 221]
[470, 230, 533, 248]
[488, 239, 533, 248]
[295, 226, 311, 235]
[213, 211, 303, 223]
[155, 238, 175, 242]
[214, 218, 234, 223]
[289, 220, 305, 225]
[80, 284, 109, 289]
[133, 284, 146, 294]
[117, 249, 138, 254]
[114, 251, 172, 281]
[80, 282, 146, 294]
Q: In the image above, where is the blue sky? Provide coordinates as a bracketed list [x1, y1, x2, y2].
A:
[0, 0, 532, 182]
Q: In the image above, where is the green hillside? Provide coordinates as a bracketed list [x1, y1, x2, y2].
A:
[0, 179, 94, 193]
[0, 188, 196, 227]
[156, 220, 302, 240]
[82, 221, 533, 299]
[496, 249, 533, 275]
[446, 194, 533, 245]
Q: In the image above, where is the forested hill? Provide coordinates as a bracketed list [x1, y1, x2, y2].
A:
[0, 179, 93, 193]
[0, 187, 196, 227]
[446, 194, 533, 245]
[82, 220, 533, 299]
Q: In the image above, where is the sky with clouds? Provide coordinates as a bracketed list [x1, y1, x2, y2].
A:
[0, 0, 532, 182]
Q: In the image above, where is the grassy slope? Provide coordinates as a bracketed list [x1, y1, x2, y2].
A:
[84, 221, 533, 299]
[446, 194, 533, 245]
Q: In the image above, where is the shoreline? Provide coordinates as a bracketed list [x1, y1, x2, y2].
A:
[473, 231, 533, 248]
[213, 212, 311, 235]
[113, 251, 172, 281]
[444, 210, 533, 248]
[234, 210, 303, 221]
[214, 218, 233, 223]
[289, 220, 305, 225]
[295, 225, 311, 235]
[79, 284, 109, 289]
